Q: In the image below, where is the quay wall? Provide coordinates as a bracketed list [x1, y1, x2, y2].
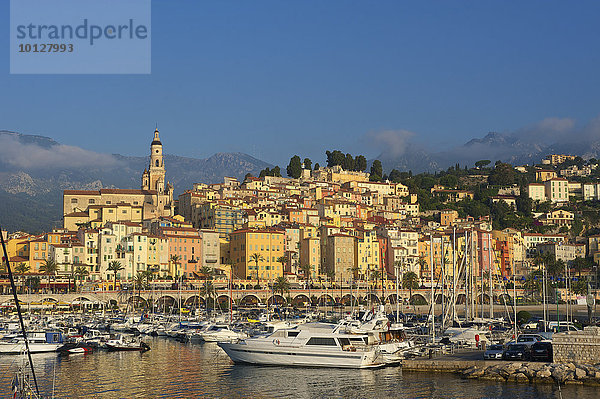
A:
[553, 326, 600, 364]
[401, 353, 600, 386]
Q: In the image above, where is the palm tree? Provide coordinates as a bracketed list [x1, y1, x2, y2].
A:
[326, 269, 336, 288]
[249, 253, 264, 287]
[15, 263, 30, 293]
[571, 257, 586, 278]
[347, 265, 360, 287]
[369, 268, 382, 300]
[170, 255, 181, 279]
[417, 256, 428, 280]
[274, 276, 290, 298]
[198, 265, 215, 309]
[276, 255, 287, 273]
[402, 271, 420, 305]
[524, 269, 543, 300]
[107, 260, 124, 291]
[299, 263, 312, 306]
[200, 279, 216, 310]
[199, 266, 213, 282]
[134, 271, 148, 290]
[74, 266, 89, 293]
[39, 259, 59, 293]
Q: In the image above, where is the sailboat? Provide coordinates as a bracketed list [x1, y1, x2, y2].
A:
[1, 227, 45, 398]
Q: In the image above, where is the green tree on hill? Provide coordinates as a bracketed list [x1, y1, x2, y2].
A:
[475, 160, 491, 169]
[488, 162, 516, 186]
[303, 158, 312, 170]
[355, 155, 367, 172]
[370, 160, 383, 181]
[286, 155, 303, 178]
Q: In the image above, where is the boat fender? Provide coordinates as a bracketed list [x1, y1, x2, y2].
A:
[272, 339, 280, 345]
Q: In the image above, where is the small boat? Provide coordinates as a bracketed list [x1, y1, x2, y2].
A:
[57, 342, 94, 355]
[200, 324, 247, 343]
[105, 335, 150, 352]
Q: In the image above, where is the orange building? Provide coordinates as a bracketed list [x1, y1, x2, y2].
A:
[161, 227, 202, 278]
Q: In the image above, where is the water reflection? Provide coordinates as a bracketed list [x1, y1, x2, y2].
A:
[0, 338, 596, 398]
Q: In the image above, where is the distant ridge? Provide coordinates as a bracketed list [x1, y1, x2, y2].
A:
[0, 130, 272, 232]
[378, 130, 600, 173]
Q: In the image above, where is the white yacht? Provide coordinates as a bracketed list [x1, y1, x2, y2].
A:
[218, 323, 384, 369]
[0, 332, 64, 354]
[200, 324, 247, 343]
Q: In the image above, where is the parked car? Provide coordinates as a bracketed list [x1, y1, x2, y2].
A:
[503, 343, 531, 360]
[521, 321, 539, 331]
[483, 344, 504, 360]
[516, 334, 544, 347]
[530, 341, 553, 362]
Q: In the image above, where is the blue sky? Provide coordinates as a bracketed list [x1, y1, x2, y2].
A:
[1, 1, 600, 167]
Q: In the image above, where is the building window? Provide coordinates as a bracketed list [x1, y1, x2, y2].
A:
[71, 198, 78, 204]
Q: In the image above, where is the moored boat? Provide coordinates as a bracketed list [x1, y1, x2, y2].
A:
[105, 335, 150, 352]
[218, 323, 384, 369]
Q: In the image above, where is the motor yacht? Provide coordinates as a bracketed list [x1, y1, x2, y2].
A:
[0, 332, 64, 354]
[218, 323, 384, 369]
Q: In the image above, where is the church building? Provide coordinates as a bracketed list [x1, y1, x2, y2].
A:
[62, 129, 174, 230]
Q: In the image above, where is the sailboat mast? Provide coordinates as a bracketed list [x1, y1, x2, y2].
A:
[452, 227, 456, 324]
[0, 227, 40, 395]
[488, 233, 493, 319]
[429, 233, 435, 343]
[464, 230, 469, 321]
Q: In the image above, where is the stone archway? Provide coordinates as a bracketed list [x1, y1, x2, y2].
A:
[127, 295, 148, 309]
[364, 293, 381, 304]
[317, 294, 334, 306]
[156, 295, 178, 312]
[386, 294, 399, 304]
[410, 293, 428, 305]
[216, 294, 232, 310]
[239, 294, 260, 307]
[267, 295, 286, 306]
[291, 294, 311, 307]
[340, 294, 357, 306]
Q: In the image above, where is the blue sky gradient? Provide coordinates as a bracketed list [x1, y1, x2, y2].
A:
[1, 1, 600, 167]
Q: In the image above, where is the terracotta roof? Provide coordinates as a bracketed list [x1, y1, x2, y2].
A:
[64, 212, 89, 217]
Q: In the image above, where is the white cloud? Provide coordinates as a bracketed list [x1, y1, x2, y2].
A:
[0, 135, 121, 170]
[364, 129, 415, 158]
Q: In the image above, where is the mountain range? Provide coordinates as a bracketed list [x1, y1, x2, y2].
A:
[377, 122, 600, 173]
[0, 130, 272, 232]
[2, 122, 599, 232]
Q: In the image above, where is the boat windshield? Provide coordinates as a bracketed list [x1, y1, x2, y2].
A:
[306, 337, 337, 346]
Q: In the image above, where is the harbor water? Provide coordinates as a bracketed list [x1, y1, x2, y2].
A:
[0, 337, 598, 398]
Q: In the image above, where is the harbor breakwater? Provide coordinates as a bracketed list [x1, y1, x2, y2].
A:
[402, 358, 600, 386]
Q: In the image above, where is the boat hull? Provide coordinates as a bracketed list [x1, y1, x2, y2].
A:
[0, 343, 61, 355]
[218, 342, 383, 369]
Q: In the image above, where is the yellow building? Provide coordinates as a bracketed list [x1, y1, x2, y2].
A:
[440, 209, 459, 226]
[147, 235, 169, 277]
[546, 154, 576, 165]
[355, 229, 380, 280]
[300, 237, 321, 279]
[230, 229, 285, 281]
[418, 233, 459, 280]
[29, 236, 50, 272]
[536, 169, 557, 182]
[527, 183, 546, 202]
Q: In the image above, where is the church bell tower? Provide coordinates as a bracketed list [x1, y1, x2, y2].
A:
[142, 129, 166, 193]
